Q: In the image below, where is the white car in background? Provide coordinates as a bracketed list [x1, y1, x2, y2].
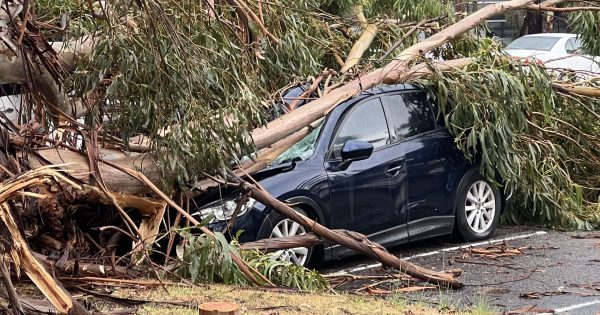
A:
[505, 33, 600, 76]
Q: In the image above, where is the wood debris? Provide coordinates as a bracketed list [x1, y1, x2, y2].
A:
[520, 291, 568, 299]
[363, 284, 436, 295]
[571, 233, 600, 239]
[505, 305, 555, 314]
[460, 242, 528, 259]
[520, 288, 600, 299]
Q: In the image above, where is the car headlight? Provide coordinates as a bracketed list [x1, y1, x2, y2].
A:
[194, 197, 256, 223]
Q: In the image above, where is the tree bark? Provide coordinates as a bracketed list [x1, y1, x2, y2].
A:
[25, 147, 158, 195]
[520, 10, 543, 36]
[341, 23, 378, 73]
[0, 259, 24, 315]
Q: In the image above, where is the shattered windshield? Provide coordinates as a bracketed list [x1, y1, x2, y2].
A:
[271, 123, 323, 165]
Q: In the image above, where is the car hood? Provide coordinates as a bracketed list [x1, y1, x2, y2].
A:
[197, 161, 324, 210]
[250, 162, 297, 182]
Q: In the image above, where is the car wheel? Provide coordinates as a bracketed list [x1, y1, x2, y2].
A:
[454, 173, 501, 242]
[257, 208, 313, 266]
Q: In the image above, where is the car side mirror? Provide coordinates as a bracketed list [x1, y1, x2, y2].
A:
[339, 140, 373, 170]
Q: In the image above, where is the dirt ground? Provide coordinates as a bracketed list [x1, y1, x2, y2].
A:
[112, 284, 445, 315]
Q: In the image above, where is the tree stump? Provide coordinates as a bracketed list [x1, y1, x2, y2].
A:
[199, 302, 240, 315]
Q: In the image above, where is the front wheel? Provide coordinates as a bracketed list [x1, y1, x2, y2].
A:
[257, 208, 313, 266]
[454, 173, 501, 242]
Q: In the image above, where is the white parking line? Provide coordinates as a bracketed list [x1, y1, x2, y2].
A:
[540, 299, 600, 314]
[326, 230, 548, 276]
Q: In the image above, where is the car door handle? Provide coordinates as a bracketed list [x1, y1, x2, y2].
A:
[386, 164, 404, 176]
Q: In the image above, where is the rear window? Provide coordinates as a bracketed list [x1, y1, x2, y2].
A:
[380, 92, 436, 141]
[506, 36, 560, 51]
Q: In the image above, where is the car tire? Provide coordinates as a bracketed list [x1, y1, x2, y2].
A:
[257, 208, 313, 267]
[454, 172, 501, 242]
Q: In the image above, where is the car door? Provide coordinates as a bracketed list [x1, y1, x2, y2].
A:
[380, 91, 455, 241]
[325, 97, 408, 240]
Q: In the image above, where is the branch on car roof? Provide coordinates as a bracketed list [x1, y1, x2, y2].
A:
[249, 0, 541, 152]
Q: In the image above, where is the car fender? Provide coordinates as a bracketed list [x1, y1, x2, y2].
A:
[285, 195, 327, 225]
[451, 167, 481, 217]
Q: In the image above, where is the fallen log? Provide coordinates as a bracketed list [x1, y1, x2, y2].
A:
[231, 175, 463, 289]
[27, 147, 158, 195]
[241, 232, 325, 252]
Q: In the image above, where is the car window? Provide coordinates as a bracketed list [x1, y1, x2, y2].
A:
[505, 36, 560, 51]
[330, 98, 390, 159]
[380, 92, 436, 141]
[565, 38, 577, 54]
[565, 38, 585, 54]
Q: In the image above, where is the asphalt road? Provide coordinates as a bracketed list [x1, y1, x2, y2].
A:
[318, 226, 600, 314]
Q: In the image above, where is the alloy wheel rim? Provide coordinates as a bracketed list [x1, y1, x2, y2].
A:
[269, 219, 309, 265]
[465, 180, 496, 233]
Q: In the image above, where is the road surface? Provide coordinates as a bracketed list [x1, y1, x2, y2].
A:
[318, 226, 600, 314]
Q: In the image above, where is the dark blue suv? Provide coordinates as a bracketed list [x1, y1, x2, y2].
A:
[195, 84, 510, 266]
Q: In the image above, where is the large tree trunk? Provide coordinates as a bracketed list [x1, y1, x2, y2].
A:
[24, 146, 157, 195]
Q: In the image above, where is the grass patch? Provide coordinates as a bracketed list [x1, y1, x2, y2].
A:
[110, 284, 444, 314]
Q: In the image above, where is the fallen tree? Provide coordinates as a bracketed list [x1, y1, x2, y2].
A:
[0, 0, 599, 312]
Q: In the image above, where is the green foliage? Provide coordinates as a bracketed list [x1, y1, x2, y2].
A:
[66, 0, 339, 187]
[467, 295, 495, 315]
[176, 230, 248, 285]
[244, 250, 329, 291]
[36, 0, 600, 230]
[175, 229, 328, 291]
[422, 39, 600, 229]
[568, 9, 600, 55]
[390, 0, 453, 22]
[45, 0, 462, 188]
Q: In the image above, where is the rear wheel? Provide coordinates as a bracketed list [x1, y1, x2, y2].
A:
[454, 173, 501, 241]
[257, 208, 313, 266]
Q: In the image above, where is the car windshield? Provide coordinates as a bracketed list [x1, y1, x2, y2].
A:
[271, 123, 323, 165]
[506, 36, 560, 51]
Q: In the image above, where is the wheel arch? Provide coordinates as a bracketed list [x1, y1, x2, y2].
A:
[451, 166, 482, 216]
[285, 196, 326, 225]
[452, 165, 509, 216]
